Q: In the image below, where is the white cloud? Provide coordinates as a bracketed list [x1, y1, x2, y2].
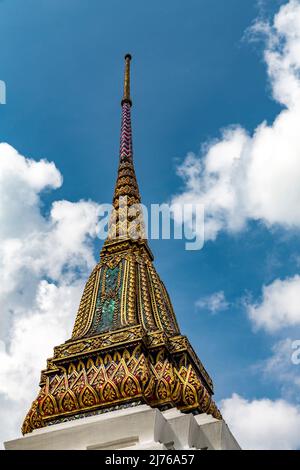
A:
[0, 279, 85, 446]
[195, 290, 229, 314]
[0, 280, 84, 402]
[171, 0, 300, 240]
[172, 3, 300, 448]
[256, 338, 300, 398]
[0, 143, 102, 446]
[0, 144, 102, 334]
[221, 393, 300, 450]
[247, 275, 300, 332]
[0, 143, 62, 240]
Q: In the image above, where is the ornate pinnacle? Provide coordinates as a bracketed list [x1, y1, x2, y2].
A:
[101, 52, 147, 249]
[121, 53, 132, 106]
[20, 55, 221, 436]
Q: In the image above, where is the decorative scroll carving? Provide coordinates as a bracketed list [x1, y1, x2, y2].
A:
[22, 343, 221, 435]
[53, 326, 144, 360]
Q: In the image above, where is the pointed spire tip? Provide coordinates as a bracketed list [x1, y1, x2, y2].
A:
[122, 53, 132, 106]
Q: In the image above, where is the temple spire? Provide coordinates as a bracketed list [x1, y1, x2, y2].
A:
[103, 53, 147, 250]
[121, 53, 132, 106]
[21, 56, 222, 437]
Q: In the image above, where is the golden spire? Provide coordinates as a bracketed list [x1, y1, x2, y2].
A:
[102, 52, 147, 251]
[121, 53, 132, 106]
[21, 56, 222, 436]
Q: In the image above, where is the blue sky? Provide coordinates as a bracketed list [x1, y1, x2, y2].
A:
[1, 0, 300, 449]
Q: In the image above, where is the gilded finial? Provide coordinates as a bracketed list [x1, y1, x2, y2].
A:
[121, 53, 132, 106]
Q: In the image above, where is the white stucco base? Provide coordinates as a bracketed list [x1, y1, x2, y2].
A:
[4, 404, 240, 450]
